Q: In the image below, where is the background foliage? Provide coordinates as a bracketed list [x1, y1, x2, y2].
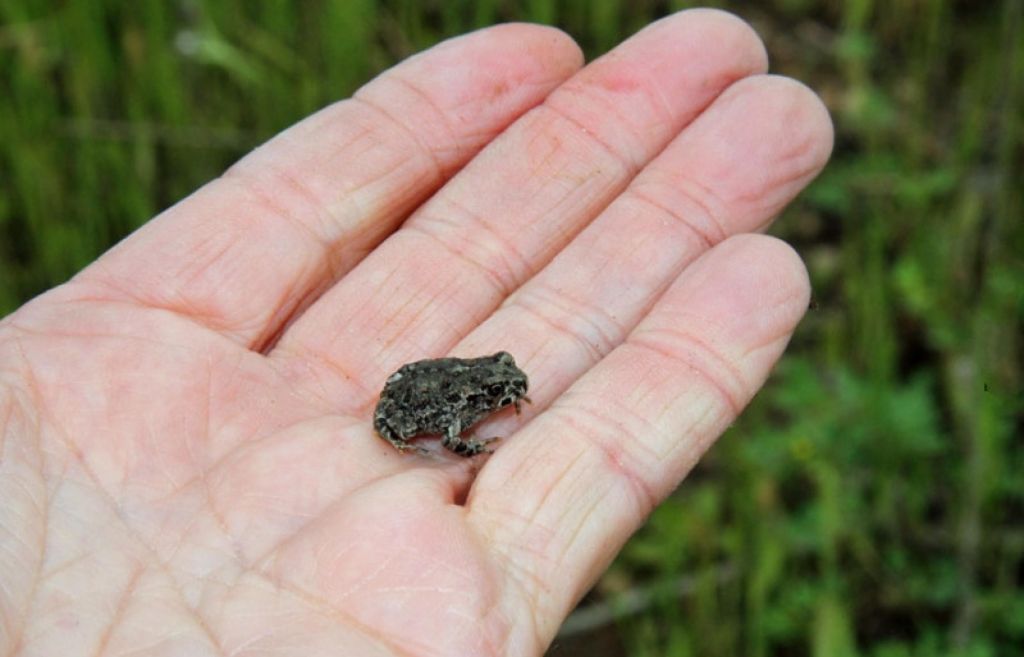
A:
[2, 1, 1021, 655]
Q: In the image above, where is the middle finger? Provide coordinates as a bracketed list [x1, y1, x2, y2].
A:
[273, 10, 768, 408]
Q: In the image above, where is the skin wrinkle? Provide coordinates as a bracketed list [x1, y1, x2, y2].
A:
[522, 444, 589, 540]
[252, 267, 330, 354]
[0, 384, 15, 462]
[561, 62, 670, 156]
[627, 181, 724, 250]
[668, 173, 732, 245]
[680, 400, 726, 471]
[477, 451, 593, 637]
[256, 568, 445, 657]
[756, 160, 820, 211]
[6, 296, 168, 338]
[159, 493, 211, 573]
[514, 246, 626, 333]
[170, 344, 247, 478]
[365, 250, 460, 333]
[531, 163, 616, 226]
[243, 120, 423, 284]
[627, 329, 746, 417]
[495, 438, 585, 536]
[425, 118, 614, 268]
[563, 478, 614, 555]
[4, 305, 211, 352]
[506, 290, 611, 362]
[739, 319, 801, 363]
[411, 202, 532, 300]
[521, 126, 566, 180]
[507, 115, 630, 227]
[133, 387, 315, 520]
[550, 400, 661, 514]
[265, 349, 352, 413]
[89, 564, 143, 657]
[3, 355, 49, 657]
[243, 466, 402, 569]
[163, 239, 245, 333]
[740, 158, 824, 223]
[195, 366, 251, 579]
[346, 235, 505, 352]
[339, 261, 476, 377]
[220, 167, 332, 259]
[278, 332, 384, 412]
[451, 513, 516, 657]
[113, 183, 324, 336]
[141, 405, 184, 495]
[185, 592, 232, 657]
[94, 225, 315, 351]
[532, 476, 607, 628]
[0, 503, 37, 564]
[738, 78, 834, 179]
[557, 82, 651, 159]
[0, 508, 40, 655]
[192, 520, 400, 657]
[350, 93, 449, 187]
[625, 55, 680, 139]
[444, 607, 502, 657]
[375, 74, 466, 170]
[326, 547, 395, 604]
[536, 100, 640, 179]
[483, 542, 550, 657]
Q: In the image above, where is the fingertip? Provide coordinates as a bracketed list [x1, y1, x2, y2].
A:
[755, 74, 835, 168]
[485, 22, 585, 75]
[639, 7, 768, 77]
[706, 233, 812, 329]
[445, 22, 585, 85]
[711, 74, 834, 169]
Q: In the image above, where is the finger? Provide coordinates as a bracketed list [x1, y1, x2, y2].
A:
[71, 24, 584, 349]
[467, 235, 812, 644]
[273, 9, 769, 406]
[457, 74, 832, 426]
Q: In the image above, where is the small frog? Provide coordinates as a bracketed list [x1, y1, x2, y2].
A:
[373, 351, 530, 456]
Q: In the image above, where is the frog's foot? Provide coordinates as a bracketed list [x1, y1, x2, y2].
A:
[514, 396, 533, 414]
[442, 433, 499, 457]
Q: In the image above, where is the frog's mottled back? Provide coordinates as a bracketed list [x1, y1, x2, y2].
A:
[373, 351, 529, 456]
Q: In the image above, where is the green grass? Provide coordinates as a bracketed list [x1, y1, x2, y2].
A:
[2, 1, 1022, 656]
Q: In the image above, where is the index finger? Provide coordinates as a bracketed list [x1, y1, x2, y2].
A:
[70, 25, 584, 349]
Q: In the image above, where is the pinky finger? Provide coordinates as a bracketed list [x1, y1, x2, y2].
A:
[467, 234, 810, 646]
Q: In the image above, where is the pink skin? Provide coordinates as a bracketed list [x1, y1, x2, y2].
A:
[0, 9, 832, 657]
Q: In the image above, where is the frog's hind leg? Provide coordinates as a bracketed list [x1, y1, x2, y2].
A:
[442, 421, 497, 457]
[375, 421, 429, 455]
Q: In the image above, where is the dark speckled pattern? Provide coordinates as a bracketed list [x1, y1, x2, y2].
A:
[373, 351, 529, 456]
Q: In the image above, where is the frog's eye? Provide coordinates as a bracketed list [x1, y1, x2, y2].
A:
[487, 384, 505, 397]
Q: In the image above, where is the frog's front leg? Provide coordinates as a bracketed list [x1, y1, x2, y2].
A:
[514, 396, 532, 414]
[441, 419, 497, 456]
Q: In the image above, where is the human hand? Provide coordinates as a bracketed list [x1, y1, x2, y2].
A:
[0, 10, 832, 656]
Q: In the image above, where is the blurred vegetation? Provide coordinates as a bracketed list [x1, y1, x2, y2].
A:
[1, 1, 1021, 656]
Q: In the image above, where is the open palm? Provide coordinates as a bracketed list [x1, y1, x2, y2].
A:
[0, 10, 832, 657]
